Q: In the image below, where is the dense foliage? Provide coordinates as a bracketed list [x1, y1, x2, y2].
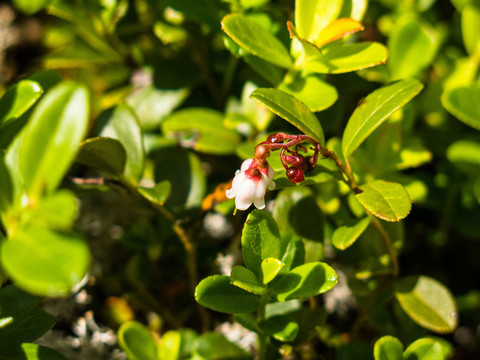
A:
[0, 0, 479, 359]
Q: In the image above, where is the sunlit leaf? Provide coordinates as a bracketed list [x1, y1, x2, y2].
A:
[332, 216, 372, 250]
[0, 80, 43, 128]
[374, 336, 403, 360]
[117, 321, 158, 360]
[230, 266, 265, 295]
[356, 180, 411, 222]
[442, 86, 480, 131]
[259, 315, 299, 342]
[315, 18, 364, 47]
[295, 0, 343, 42]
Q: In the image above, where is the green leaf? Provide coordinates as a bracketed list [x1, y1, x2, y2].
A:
[441, 86, 480, 131]
[461, 5, 480, 56]
[0, 343, 68, 360]
[250, 88, 325, 145]
[356, 180, 411, 222]
[272, 262, 337, 301]
[304, 42, 388, 74]
[447, 140, 480, 175]
[395, 276, 458, 333]
[5, 81, 90, 203]
[195, 275, 260, 314]
[388, 18, 439, 79]
[230, 266, 265, 295]
[75, 137, 126, 176]
[403, 338, 449, 360]
[241, 52, 284, 86]
[0, 80, 43, 128]
[126, 85, 189, 131]
[12, 0, 50, 14]
[241, 210, 283, 279]
[222, 14, 292, 69]
[158, 329, 198, 360]
[261, 257, 285, 284]
[272, 187, 324, 242]
[1, 226, 90, 296]
[193, 333, 252, 360]
[373, 336, 403, 360]
[161, 108, 242, 155]
[278, 73, 338, 112]
[117, 321, 158, 360]
[0, 285, 55, 347]
[0, 158, 12, 213]
[94, 104, 144, 184]
[342, 79, 423, 157]
[259, 315, 299, 342]
[280, 233, 305, 273]
[20, 190, 78, 231]
[138, 181, 171, 206]
[295, 0, 343, 42]
[332, 216, 372, 250]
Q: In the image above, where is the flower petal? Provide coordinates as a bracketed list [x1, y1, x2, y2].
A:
[240, 159, 254, 172]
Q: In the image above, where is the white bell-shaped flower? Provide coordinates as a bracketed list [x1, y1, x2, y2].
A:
[226, 159, 275, 211]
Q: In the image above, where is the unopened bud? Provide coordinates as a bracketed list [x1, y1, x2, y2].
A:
[254, 145, 269, 161]
[286, 167, 305, 184]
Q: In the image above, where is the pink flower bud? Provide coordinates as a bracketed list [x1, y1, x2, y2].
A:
[226, 159, 275, 211]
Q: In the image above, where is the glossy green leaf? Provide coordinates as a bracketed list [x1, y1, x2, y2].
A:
[250, 88, 325, 145]
[158, 329, 198, 360]
[12, 0, 50, 14]
[356, 180, 411, 222]
[241, 210, 283, 279]
[388, 18, 439, 79]
[0, 285, 55, 347]
[259, 315, 299, 342]
[222, 14, 292, 69]
[462, 5, 480, 56]
[272, 262, 337, 301]
[403, 338, 450, 360]
[153, 147, 205, 210]
[117, 321, 158, 360]
[241, 51, 284, 86]
[5, 82, 89, 202]
[261, 257, 284, 284]
[1, 226, 90, 296]
[332, 216, 372, 250]
[278, 73, 338, 112]
[138, 181, 171, 206]
[195, 275, 260, 313]
[395, 276, 458, 333]
[193, 332, 251, 360]
[0, 80, 43, 128]
[94, 104, 144, 184]
[295, 0, 343, 42]
[280, 233, 305, 273]
[373, 336, 403, 360]
[342, 79, 423, 157]
[76, 137, 126, 176]
[161, 108, 242, 155]
[442, 86, 480, 131]
[304, 42, 388, 74]
[230, 266, 265, 295]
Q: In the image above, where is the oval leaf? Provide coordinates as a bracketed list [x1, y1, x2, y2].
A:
[193, 333, 251, 359]
[261, 257, 284, 284]
[295, 0, 343, 42]
[1, 226, 90, 296]
[304, 42, 388, 74]
[222, 14, 292, 69]
[259, 315, 299, 342]
[138, 180, 171, 206]
[315, 18, 364, 47]
[241, 210, 283, 279]
[356, 180, 411, 222]
[94, 104, 144, 184]
[195, 275, 260, 314]
[441, 86, 480, 131]
[5, 82, 89, 202]
[332, 216, 372, 250]
[230, 266, 265, 295]
[374, 336, 403, 360]
[76, 137, 127, 176]
[403, 337, 451, 360]
[117, 321, 158, 360]
[462, 6, 480, 56]
[250, 88, 325, 145]
[0, 80, 43, 128]
[342, 79, 424, 157]
[272, 262, 337, 301]
[161, 108, 242, 155]
[395, 276, 458, 333]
